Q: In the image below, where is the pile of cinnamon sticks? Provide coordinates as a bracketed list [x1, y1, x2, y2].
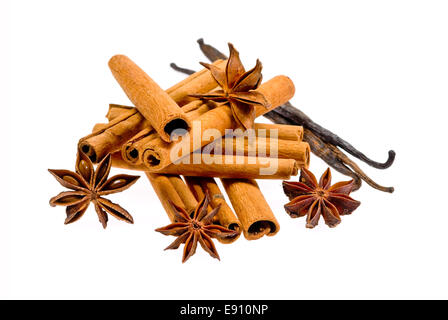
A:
[78, 52, 310, 242]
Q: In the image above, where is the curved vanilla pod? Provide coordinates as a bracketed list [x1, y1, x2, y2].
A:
[264, 111, 395, 193]
[197, 38, 227, 62]
[272, 102, 396, 169]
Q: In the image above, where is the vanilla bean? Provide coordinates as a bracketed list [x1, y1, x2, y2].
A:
[197, 38, 227, 62]
[263, 111, 362, 191]
[169, 63, 195, 75]
[272, 102, 396, 169]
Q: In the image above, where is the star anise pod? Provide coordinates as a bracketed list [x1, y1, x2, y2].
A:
[282, 168, 361, 228]
[155, 195, 238, 263]
[190, 43, 270, 130]
[48, 152, 140, 228]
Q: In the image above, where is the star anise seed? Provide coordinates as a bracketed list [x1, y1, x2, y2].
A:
[190, 43, 270, 130]
[48, 152, 140, 228]
[282, 167, 361, 228]
[155, 195, 238, 263]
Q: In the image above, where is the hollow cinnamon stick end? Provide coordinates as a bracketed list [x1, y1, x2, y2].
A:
[217, 223, 242, 244]
[78, 140, 98, 163]
[142, 148, 165, 171]
[221, 178, 280, 241]
[244, 220, 280, 241]
[160, 114, 191, 143]
[122, 143, 140, 165]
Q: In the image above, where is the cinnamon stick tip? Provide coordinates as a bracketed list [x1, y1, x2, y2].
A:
[108, 54, 129, 68]
[78, 141, 97, 163]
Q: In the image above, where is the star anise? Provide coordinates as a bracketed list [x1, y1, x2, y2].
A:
[190, 43, 270, 130]
[48, 152, 140, 228]
[282, 168, 361, 228]
[155, 195, 238, 263]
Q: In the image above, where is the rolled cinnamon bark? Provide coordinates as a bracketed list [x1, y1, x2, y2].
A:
[80, 62, 221, 163]
[184, 176, 241, 244]
[209, 137, 310, 167]
[141, 75, 295, 171]
[146, 173, 186, 222]
[252, 123, 304, 141]
[221, 178, 280, 240]
[106, 105, 303, 142]
[105, 104, 135, 121]
[79, 110, 147, 162]
[122, 129, 157, 164]
[156, 155, 298, 179]
[111, 152, 299, 180]
[167, 175, 198, 215]
[92, 123, 108, 132]
[109, 55, 191, 142]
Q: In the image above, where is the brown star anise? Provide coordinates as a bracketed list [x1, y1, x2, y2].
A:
[48, 152, 140, 228]
[190, 43, 270, 130]
[155, 195, 238, 263]
[282, 168, 361, 228]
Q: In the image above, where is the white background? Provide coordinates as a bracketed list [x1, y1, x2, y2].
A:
[1, 0, 447, 299]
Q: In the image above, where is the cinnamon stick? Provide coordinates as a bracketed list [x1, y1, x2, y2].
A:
[141, 75, 295, 171]
[252, 123, 303, 141]
[208, 137, 310, 167]
[106, 105, 303, 142]
[109, 55, 191, 142]
[79, 109, 147, 162]
[92, 123, 108, 132]
[167, 175, 198, 214]
[111, 152, 299, 180]
[221, 178, 280, 240]
[121, 128, 157, 164]
[146, 173, 186, 222]
[105, 104, 135, 121]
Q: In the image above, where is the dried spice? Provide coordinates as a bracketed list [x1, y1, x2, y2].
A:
[197, 38, 227, 62]
[48, 152, 139, 228]
[155, 195, 238, 263]
[283, 168, 360, 228]
[169, 63, 195, 75]
[270, 102, 396, 169]
[190, 43, 270, 130]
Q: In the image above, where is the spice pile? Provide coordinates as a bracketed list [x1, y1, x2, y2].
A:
[49, 41, 395, 263]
